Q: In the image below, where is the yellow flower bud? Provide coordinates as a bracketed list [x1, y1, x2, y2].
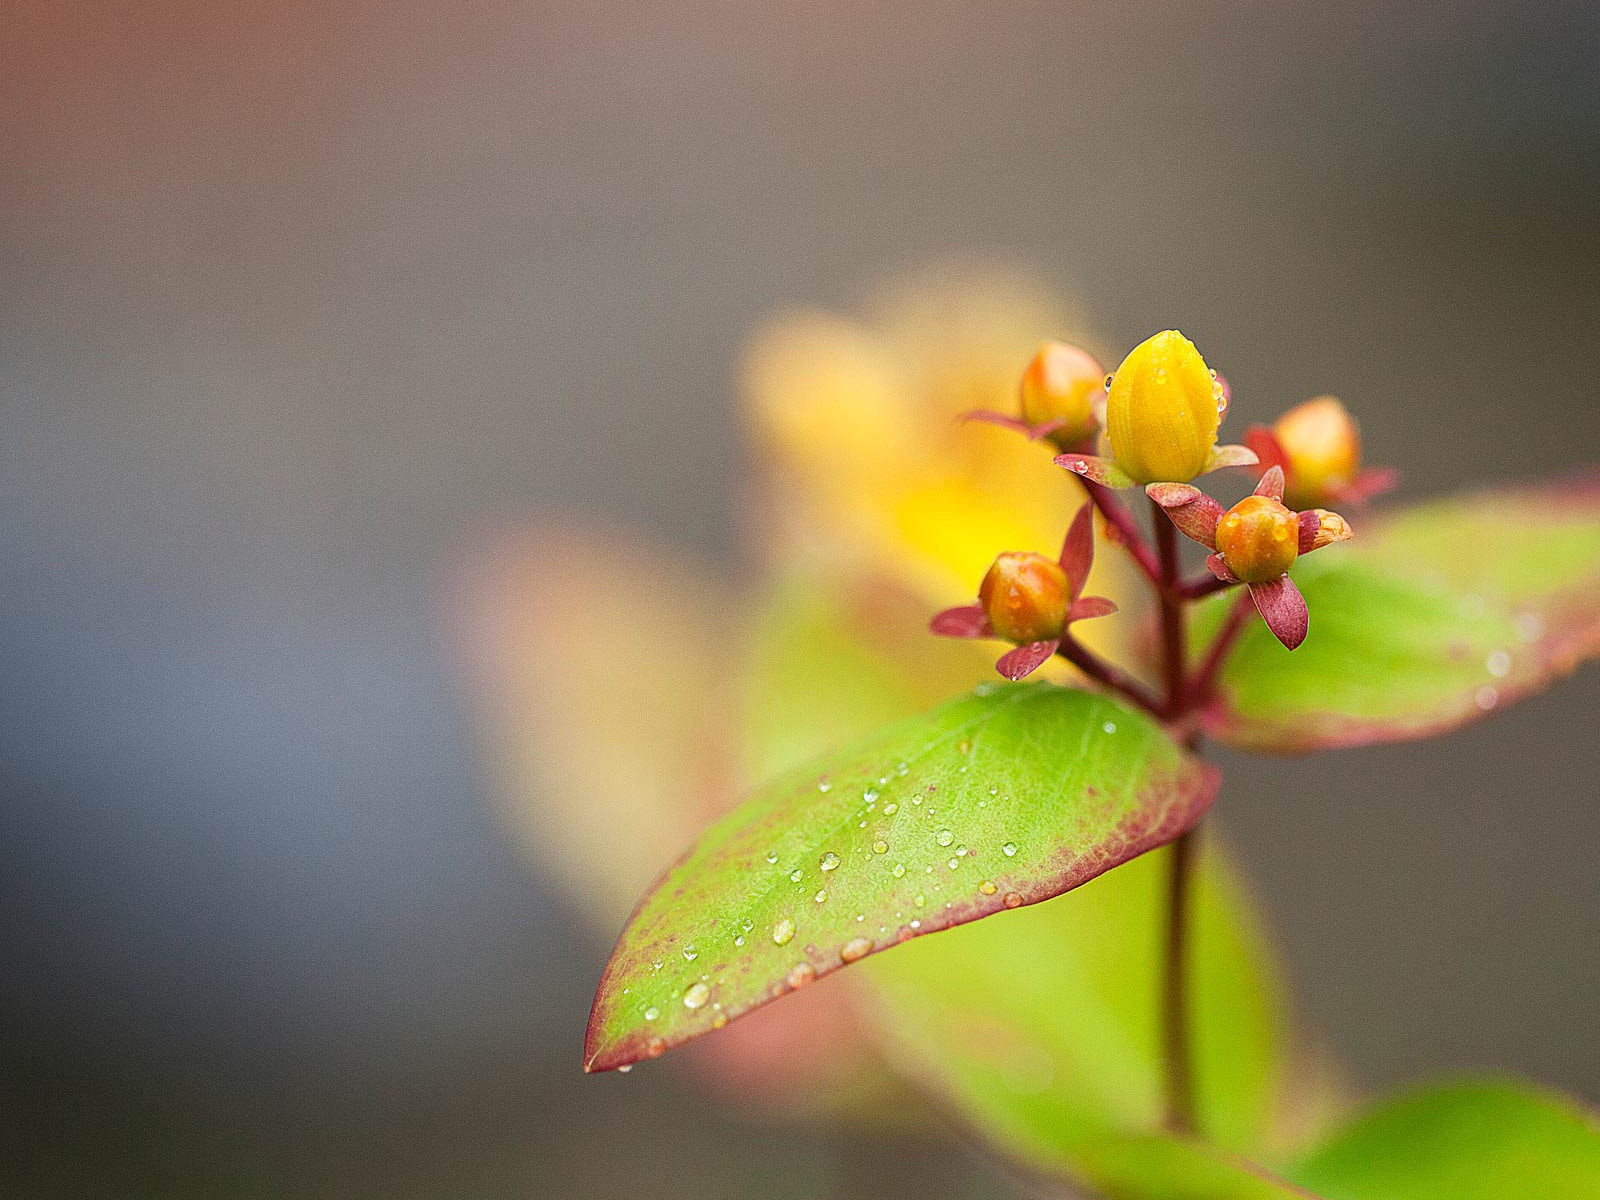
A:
[1274, 396, 1361, 507]
[1105, 330, 1222, 484]
[1019, 341, 1102, 447]
[978, 552, 1069, 644]
[1215, 495, 1299, 583]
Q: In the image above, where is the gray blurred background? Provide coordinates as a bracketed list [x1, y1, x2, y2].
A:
[3, 1, 1598, 1196]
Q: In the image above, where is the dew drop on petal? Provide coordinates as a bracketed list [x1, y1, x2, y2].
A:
[772, 916, 796, 945]
[683, 982, 710, 1009]
[840, 936, 873, 963]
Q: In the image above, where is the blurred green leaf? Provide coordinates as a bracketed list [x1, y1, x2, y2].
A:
[1078, 1134, 1316, 1199]
[584, 682, 1217, 1072]
[1200, 472, 1600, 752]
[857, 837, 1292, 1176]
[1288, 1077, 1600, 1199]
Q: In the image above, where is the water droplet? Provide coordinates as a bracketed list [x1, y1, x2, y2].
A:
[840, 936, 873, 963]
[1486, 650, 1511, 678]
[765, 851, 779, 864]
[647, 1037, 666, 1057]
[935, 828, 954, 847]
[683, 982, 710, 1009]
[787, 962, 816, 989]
[682, 945, 698, 962]
[817, 777, 832, 793]
[1103, 721, 1117, 734]
[872, 839, 889, 855]
[711, 1012, 727, 1028]
[788, 868, 803, 883]
[814, 888, 829, 903]
[883, 802, 899, 815]
[909, 918, 922, 930]
[954, 843, 967, 856]
[911, 794, 923, 806]
[1002, 841, 1018, 857]
[891, 863, 906, 878]
[914, 893, 926, 907]
[1003, 891, 1024, 909]
[1102, 373, 1115, 390]
[979, 879, 998, 895]
[772, 916, 796, 945]
[740, 918, 753, 932]
[617, 1064, 633, 1073]
[650, 959, 663, 971]
[947, 857, 960, 869]
[819, 851, 841, 872]
[733, 936, 745, 947]
[643, 1005, 660, 1021]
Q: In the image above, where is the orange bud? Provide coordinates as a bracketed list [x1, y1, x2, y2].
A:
[978, 552, 1069, 644]
[1019, 341, 1103, 447]
[1274, 396, 1361, 507]
[1104, 330, 1223, 485]
[1215, 495, 1299, 583]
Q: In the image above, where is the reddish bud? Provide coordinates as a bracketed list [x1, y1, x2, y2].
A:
[1273, 396, 1362, 507]
[1306, 508, 1353, 551]
[1019, 341, 1104, 448]
[1215, 495, 1300, 583]
[978, 552, 1070, 644]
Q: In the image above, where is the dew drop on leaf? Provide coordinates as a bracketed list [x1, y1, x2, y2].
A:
[817, 777, 832, 793]
[935, 828, 954, 847]
[1002, 841, 1017, 857]
[1103, 721, 1117, 734]
[683, 982, 710, 1009]
[819, 851, 841, 872]
[787, 962, 816, 989]
[979, 879, 998, 895]
[765, 851, 779, 864]
[839, 936, 873, 963]
[883, 802, 899, 815]
[1003, 892, 1024, 909]
[788, 868, 803, 883]
[891, 863, 906, 878]
[872, 840, 889, 854]
[617, 1064, 633, 1073]
[643, 1005, 660, 1021]
[771, 916, 796, 946]
[814, 888, 829, 903]
[647, 1037, 666, 1057]
[682, 945, 698, 962]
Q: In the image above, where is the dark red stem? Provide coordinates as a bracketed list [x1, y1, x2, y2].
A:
[1179, 573, 1238, 601]
[1189, 588, 1256, 704]
[1076, 479, 1163, 586]
[1162, 823, 1198, 1135]
[1056, 633, 1164, 715]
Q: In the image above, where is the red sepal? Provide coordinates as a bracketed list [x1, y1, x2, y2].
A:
[1253, 464, 1286, 501]
[1332, 466, 1400, 506]
[1206, 553, 1240, 583]
[961, 409, 1067, 443]
[1058, 503, 1095, 597]
[995, 639, 1059, 680]
[1243, 425, 1289, 475]
[1068, 596, 1118, 622]
[1296, 510, 1321, 554]
[1054, 453, 1135, 489]
[931, 604, 991, 639]
[1249, 576, 1309, 650]
[1146, 482, 1224, 551]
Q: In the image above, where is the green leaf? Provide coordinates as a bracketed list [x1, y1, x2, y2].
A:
[857, 838, 1295, 1174]
[1199, 473, 1600, 752]
[584, 682, 1218, 1072]
[1288, 1077, 1600, 1199]
[1077, 1134, 1317, 1199]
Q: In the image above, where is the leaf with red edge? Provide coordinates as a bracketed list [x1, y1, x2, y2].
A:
[1057, 452, 1138, 489]
[584, 682, 1219, 1073]
[1196, 472, 1600, 752]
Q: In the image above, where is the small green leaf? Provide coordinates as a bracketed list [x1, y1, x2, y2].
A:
[584, 682, 1218, 1072]
[1288, 1077, 1600, 1199]
[857, 839, 1296, 1174]
[1078, 1134, 1317, 1199]
[1199, 473, 1600, 752]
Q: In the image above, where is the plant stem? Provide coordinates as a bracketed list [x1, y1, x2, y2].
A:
[1151, 496, 1198, 1135]
[1078, 479, 1163, 586]
[1056, 633, 1164, 714]
[1189, 588, 1257, 704]
[1179, 573, 1237, 601]
[1162, 823, 1198, 1134]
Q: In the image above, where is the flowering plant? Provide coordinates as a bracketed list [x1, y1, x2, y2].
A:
[462, 274, 1600, 1196]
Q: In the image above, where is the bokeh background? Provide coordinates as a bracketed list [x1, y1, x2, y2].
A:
[4, 2, 1599, 1196]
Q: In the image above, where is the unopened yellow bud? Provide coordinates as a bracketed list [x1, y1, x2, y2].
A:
[1105, 330, 1221, 484]
[1274, 396, 1361, 507]
[1216, 495, 1299, 583]
[978, 552, 1069, 644]
[1019, 341, 1102, 447]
